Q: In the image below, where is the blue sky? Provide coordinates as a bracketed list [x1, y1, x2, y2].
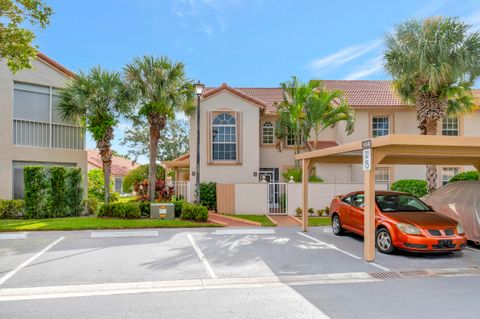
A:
[35, 0, 480, 162]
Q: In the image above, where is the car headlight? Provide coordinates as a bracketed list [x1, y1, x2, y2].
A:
[396, 223, 421, 235]
[456, 223, 465, 235]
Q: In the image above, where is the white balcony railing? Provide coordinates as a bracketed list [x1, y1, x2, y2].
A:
[13, 119, 85, 150]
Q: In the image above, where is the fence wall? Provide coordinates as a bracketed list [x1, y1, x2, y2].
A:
[216, 184, 235, 214]
[287, 183, 388, 215]
[235, 183, 268, 215]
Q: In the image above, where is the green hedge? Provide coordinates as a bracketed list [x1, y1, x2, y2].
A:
[200, 182, 216, 210]
[391, 179, 428, 197]
[85, 198, 99, 215]
[449, 171, 479, 183]
[0, 200, 24, 219]
[98, 202, 141, 219]
[180, 202, 208, 222]
[123, 164, 165, 194]
[24, 166, 85, 218]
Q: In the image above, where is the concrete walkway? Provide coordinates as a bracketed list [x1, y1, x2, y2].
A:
[208, 212, 257, 227]
[268, 215, 301, 227]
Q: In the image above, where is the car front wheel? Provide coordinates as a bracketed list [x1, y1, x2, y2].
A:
[332, 214, 344, 235]
[375, 228, 395, 254]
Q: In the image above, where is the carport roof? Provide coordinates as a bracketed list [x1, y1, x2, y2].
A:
[295, 134, 480, 167]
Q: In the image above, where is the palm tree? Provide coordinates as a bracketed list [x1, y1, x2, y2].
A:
[305, 81, 354, 147]
[384, 17, 480, 192]
[124, 56, 195, 201]
[58, 67, 130, 203]
[275, 77, 354, 156]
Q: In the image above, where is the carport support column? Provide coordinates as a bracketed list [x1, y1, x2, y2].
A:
[302, 159, 310, 232]
[364, 150, 376, 262]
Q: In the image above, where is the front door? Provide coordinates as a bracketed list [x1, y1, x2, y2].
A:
[259, 168, 278, 183]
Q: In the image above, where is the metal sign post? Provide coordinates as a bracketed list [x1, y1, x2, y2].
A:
[362, 139, 376, 261]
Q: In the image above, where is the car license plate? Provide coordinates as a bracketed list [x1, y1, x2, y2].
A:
[438, 239, 453, 248]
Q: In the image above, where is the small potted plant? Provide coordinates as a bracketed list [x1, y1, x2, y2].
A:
[308, 208, 315, 216]
[316, 209, 324, 217]
[322, 206, 330, 217]
[295, 207, 302, 218]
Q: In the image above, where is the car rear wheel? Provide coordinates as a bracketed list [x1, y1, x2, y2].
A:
[332, 214, 344, 235]
[375, 228, 395, 254]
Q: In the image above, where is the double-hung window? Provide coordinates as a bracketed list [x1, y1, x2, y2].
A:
[262, 122, 274, 144]
[212, 113, 237, 161]
[375, 167, 390, 184]
[442, 167, 460, 186]
[442, 117, 459, 136]
[372, 116, 390, 137]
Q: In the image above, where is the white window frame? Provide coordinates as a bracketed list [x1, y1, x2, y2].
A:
[442, 116, 459, 136]
[262, 122, 274, 145]
[211, 113, 237, 162]
[441, 167, 460, 186]
[375, 167, 390, 184]
[372, 116, 390, 137]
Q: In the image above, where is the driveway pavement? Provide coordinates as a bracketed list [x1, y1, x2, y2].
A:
[0, 226, 479, 318]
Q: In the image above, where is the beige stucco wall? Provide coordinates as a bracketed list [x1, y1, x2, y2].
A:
[190, 91, 260, 187]
[234, 183, 268, 215]
[0, 59, 87, 199]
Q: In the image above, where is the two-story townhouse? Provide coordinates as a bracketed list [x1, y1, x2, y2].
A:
[165, 81, 480, 197]
[0, 53, 87, 199]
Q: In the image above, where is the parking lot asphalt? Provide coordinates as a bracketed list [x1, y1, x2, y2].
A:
[0, 226, 479, 318]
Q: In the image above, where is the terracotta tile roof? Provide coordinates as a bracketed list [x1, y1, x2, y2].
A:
[472, 89, 480, 104]
[203, 83, 268, 108]
[307, 140, 339, 150]
[87, 150, 140, 176]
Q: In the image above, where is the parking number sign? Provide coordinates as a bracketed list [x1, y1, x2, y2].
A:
[363, 148, 371, 171]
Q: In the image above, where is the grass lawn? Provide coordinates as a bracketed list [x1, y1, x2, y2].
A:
[226, 214, 277, 227]
[0, 217, 221, 232]
[117, 196, 136, 203]
[309, 217, 332, 227]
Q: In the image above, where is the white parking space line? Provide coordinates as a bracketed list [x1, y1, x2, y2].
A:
[213, 229, 276, 235]
[0, 232, 28, 240]
[0, 236, 65, 286]
[91, 231, 159, 238]
[297, 232, 391, 271]
[187, 233, 217, 279]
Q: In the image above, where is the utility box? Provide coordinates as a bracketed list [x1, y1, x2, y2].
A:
[150, 203, 175, 219]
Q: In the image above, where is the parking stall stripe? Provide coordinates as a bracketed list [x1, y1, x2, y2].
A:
[0, 237, 65, 286]
[187, 233, 217, 279]
[296, 232, 390, 271]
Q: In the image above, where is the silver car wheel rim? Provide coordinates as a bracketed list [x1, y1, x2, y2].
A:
[333, 217, 340, 233]
[377, 232, 391, 250]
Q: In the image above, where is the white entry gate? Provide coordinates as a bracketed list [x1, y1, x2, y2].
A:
[268, 182, 288, 215]
[171, 181, 190, 202]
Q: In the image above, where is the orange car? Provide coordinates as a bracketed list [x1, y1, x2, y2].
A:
[329, 191, 467, 254]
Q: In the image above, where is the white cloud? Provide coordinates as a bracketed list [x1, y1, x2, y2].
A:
[344, 56, 384, 80]
[308, 40, 382, 76]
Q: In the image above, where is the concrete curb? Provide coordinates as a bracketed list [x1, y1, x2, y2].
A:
[209, 213, 262, 226]
[290, 215, 303, 225]
[265, 215, 278, 226]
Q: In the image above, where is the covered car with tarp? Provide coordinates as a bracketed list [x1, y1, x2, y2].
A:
[423, 181, 480, 244]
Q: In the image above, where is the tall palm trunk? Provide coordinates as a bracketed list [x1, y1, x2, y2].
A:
[147, 114, 166, 202]
[416, 94, 447, 193]
[97, 127, 114, 203]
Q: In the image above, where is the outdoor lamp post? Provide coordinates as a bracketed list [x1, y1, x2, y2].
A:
[194, 81, 205, 204]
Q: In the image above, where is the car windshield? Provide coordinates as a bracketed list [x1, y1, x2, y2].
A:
[375, 194, 432, 212]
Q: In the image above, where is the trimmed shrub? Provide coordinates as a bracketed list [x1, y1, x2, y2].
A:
[48, 166, 68, 217]
[0, 200, 24, 219]
[98, 202, 141, 219]
[181, 202, 208, 222]
[24, 166, 48, 218]
[391, 179, 428, 198]
[123, 164, 165, 194]
[309, 175, 324, 183]
[282, 168, 302, 182]
[199, 182, 216, 210]
[449, 171, 479, 183]
[85, 198, 99, 215]
[139, 202, 150, 218]
[171, 200, 184, 218]
[66, 168, 85, 216]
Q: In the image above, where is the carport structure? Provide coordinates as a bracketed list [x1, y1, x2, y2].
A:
[295, 134, 480, 262]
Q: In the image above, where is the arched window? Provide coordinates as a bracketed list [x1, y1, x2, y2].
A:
[212, 113, 237, 161]
[262, 122, 274, 144]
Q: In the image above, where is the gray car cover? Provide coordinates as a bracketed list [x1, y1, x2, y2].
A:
[423, 181, 480, 243]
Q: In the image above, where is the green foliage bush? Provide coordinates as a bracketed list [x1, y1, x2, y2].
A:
[24, 166, 48, 218]
[171, 199, 184, 218]
[0, 200, 24, 219]
[199, 182, 216, 210]
[391, 179, 428, 197]
[181, 202, 209, 222]
[98, 202, 141, 219]
[282, 168, 323, 182]
[139, 201, 150, 218]
[48, 167, 68, 217]
[85, 198, 99, 215]
[88, 169, 116, 202]
[123, 164, 165, 193]
[449, 171, 479, 183]
[66, 168, 85, 216]
[24, 166, 85, 218]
